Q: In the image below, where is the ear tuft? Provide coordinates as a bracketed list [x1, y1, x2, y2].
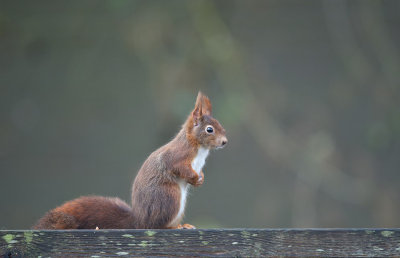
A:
[192, 91, 203, 125]
[201, 94, 212, 116]
[192, 91, 212, 124]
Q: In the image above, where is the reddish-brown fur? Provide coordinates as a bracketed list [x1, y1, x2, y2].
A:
[33, 92, 227, 230]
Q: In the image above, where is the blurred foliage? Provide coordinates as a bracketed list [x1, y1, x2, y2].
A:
[0, 0, 399, 229]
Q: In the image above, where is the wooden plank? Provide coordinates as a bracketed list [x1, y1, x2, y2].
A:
[1, 229, 400, 257]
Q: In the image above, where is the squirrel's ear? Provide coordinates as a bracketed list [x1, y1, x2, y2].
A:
[201, 94, 212, 116]
[192, 92, 203, 125]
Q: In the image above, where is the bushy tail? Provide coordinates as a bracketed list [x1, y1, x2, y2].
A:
[33, 196, 135, 229]
[33, 210, 79, 229]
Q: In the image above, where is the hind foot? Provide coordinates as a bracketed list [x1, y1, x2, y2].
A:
[178, 223, 196, 229]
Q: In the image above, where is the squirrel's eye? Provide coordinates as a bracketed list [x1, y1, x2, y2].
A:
[206, 126, 214, 134]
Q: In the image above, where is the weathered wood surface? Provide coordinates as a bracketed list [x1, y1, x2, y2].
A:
[1, 228, 400, 257]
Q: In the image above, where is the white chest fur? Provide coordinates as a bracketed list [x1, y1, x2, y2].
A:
[191, 147, 209, 175]
[168, 147, 210, 227]
[168, 179, 189, 227]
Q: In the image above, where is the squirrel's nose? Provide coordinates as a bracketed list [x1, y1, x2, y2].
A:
[221, 137, 228, 146]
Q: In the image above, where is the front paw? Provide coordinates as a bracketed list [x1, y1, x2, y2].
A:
[194, 171, 204, 186]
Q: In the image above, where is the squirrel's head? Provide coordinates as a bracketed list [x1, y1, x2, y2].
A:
[186, 92, 227, 150]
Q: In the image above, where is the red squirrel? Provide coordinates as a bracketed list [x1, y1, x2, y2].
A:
[33, 92, 227, 229]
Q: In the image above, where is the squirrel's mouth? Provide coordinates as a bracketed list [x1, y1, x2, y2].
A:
[216, 145, 226, 150]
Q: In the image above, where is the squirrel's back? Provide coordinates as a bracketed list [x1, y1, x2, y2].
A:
[33, 196, 135, 229]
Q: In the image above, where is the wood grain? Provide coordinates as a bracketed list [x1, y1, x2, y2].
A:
[1, 229, 400, 257]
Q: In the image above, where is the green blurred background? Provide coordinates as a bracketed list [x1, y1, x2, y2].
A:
[1, 0, 399, 229]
